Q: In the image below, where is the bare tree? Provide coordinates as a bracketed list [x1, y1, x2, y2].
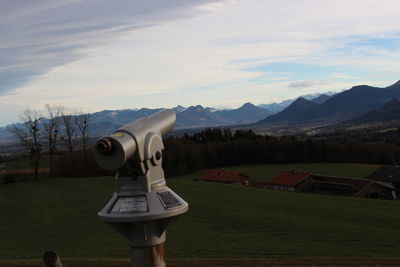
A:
[60, 110, 76, 155]
[8, 109, 43, 180]
[44, 104, 63, 178]
[74, 111, 90, 176]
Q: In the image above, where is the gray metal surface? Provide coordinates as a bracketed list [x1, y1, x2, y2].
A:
[93, 109, 188, 267]
[93, 109, 175, 170]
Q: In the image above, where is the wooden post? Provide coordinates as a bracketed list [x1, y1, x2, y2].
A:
[131, 244, 165, 267]
[42, 251, 63, 267]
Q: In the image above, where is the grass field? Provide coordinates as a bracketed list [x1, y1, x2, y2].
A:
[1, 163, 399, 263]
[4, 155, 51, 170]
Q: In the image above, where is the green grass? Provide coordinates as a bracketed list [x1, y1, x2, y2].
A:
[5, 155, 51, 170]
[168, 179, 400, 259]
[0, 163, 399, 261]
[195, 162, 381, 182]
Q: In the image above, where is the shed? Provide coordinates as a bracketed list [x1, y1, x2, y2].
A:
[201, 170, 249, 185]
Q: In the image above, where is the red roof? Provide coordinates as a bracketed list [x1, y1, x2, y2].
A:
[201, 170, 248, 183]
[268, 170, 311, 187]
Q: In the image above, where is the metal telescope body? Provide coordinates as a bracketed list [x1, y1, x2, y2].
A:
[93, 109, 188, 267]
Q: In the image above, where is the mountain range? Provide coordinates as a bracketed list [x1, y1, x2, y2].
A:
[257, 93, 333, 112]
[1, 80, 400, 144]
[350, 97, 400, 123]
[87, 92, 333, 133]
[256, 97, 319, 125]
[88, 102, 272, 136]
[256, 80, 400, 126]
[87, 92, 332, 135]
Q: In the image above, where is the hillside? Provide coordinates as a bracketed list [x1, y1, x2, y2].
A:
[256, 97, 319, 124]
[3, 163, 400, 262]
[351, 98, 400, 123]
[310, 93, 332, 104]
[215, 102, 272, 124]
[310, 84, 391, 120]
[258, 93, 332, 113]
[175, 105, 227, 127]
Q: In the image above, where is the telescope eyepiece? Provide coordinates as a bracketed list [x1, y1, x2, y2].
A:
[96, 138, 113, 156]
[155, 151, 162, 161]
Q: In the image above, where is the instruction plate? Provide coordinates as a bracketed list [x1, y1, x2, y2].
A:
[157, 191, 182, 209]
[111, 196, 148, 213]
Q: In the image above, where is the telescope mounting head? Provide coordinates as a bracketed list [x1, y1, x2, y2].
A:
[93, 109, 175, 193]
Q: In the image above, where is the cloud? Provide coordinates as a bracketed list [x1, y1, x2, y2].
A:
[1, 0, 400, 125]
[331, 73, 357, 79]
[0, 0, 224, 94]
[288, 80, 332, 89]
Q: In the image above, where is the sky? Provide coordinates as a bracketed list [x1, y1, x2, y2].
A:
[1, 0, 400, 126]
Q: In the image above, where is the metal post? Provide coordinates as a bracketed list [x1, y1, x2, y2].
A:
[130, 244, 166, 267]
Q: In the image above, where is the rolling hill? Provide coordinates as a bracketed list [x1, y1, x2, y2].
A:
[2, 163, 400, 262]
[256, 97, 319, 125]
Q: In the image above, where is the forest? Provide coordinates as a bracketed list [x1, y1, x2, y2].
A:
[4, 119, 400, 182]
[163, 128, 400, 176]
[43, 127, 400, 179]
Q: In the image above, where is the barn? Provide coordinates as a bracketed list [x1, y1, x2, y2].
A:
[267, 170, 396, 199]
[267, 170, 312, 191]
[367, 165, 400, 198]
[200, 170, 249, 185]
[310, 175, 396, 199]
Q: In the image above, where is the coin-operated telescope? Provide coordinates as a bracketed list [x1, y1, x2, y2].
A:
[93, 109, 188, 267]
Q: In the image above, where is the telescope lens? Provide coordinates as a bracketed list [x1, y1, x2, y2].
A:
[96, 138, 113, 155]
[155, 151, 162, 161]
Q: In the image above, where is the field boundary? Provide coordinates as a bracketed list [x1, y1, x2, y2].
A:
[1, 257, 400, 267]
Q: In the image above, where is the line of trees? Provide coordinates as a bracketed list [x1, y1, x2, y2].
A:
[7, 106, 91, 180]
[8, 121, 400, 180]
[162, 128, 400, 177]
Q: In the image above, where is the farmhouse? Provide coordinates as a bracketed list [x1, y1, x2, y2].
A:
[201, 170, 249, 185]
[367, 165, 400, 198]
[268, 170, 396, 199]
[267, 170, 312, 191]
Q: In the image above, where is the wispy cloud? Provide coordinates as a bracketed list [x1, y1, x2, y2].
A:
[330, 73, 357, 79]
[288, 80, 332, 89]
[0, 0, 224, 94]
[1, 0, 400, 125]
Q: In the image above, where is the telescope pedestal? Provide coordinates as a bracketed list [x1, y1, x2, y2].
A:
[130, 244, 166, 267]
[93, 110, 188, 267]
